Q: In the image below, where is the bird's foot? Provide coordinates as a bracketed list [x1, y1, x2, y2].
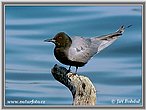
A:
[72, 73, 77, 75]
[67, 69, 71, 73]
[67, 66, 71, 73]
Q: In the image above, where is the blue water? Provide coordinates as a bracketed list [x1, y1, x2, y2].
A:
[5, 5, 142, 106]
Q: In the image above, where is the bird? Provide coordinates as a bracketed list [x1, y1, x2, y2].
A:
[44, 25, 132, 73]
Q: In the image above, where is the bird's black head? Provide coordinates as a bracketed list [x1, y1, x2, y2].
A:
[44, 32, 72, 48]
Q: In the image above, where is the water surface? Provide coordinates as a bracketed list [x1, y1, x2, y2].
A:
[5, 5, 142, 106]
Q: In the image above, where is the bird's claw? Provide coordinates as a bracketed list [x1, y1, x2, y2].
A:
[72, 73, 77, 75]
[67, 69, 71, 73]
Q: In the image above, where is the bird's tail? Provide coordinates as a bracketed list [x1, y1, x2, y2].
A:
[97, 25, 132, 40]
[93, 25, 132, 52]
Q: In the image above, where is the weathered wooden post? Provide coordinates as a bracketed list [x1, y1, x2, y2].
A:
[51, 64, 96, 105]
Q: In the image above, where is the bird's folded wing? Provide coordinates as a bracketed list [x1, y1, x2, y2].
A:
[91, 33, 120, 52]
[68, 26, 125, 63]
[91, 25, 125, 52]
[68, 37, 97, 63]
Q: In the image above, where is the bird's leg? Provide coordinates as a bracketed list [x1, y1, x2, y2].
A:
[67, 65, 71, 73]
[75, 66, 78, 74]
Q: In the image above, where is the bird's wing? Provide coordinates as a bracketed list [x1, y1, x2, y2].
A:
[68, 25, 130, 63]
[68, 36, 97, 63]
[91, 34, 120, 52]
[90, 25, 126, 52]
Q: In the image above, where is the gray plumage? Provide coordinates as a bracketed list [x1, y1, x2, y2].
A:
[68, 25, 126, 63]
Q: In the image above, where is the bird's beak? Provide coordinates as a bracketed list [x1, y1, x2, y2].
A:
[44, 38, 55, 43]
